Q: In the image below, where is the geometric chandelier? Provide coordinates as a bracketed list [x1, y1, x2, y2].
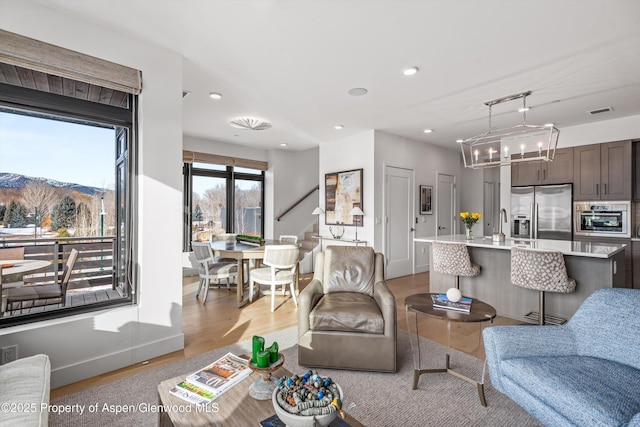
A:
[459, 91, 560, 169]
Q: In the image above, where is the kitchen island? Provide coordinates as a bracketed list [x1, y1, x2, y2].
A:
[414, 235, 627, 322]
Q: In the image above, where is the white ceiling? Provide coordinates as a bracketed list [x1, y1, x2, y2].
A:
[34, 0, 640, 152]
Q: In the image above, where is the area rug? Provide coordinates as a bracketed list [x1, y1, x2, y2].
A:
[50, 327, 541, 426]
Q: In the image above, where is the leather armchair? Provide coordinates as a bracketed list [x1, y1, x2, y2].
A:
[298, 246, 396, 372]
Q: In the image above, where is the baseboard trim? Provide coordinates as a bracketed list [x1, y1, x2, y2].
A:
[50, 333, 184, 388]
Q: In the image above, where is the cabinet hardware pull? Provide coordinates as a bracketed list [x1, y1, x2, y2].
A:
[596, 184, 599, 195]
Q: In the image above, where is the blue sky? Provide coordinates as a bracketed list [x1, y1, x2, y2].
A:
[0, 111, 114, 189]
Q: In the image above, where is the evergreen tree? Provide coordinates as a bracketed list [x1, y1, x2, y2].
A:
[3, 201, 16, 226]
[193, 204, 204, 222]
[51, 196, 76, 231]
[10, 203, 28, 227]
[0, 205, 5, 225]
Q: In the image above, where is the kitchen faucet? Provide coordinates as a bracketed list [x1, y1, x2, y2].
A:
[493, 208, 508, 242]
[499, 208, 507, 234]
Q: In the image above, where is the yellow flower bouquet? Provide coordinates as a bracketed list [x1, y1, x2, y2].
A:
[460, 211, 482, 227]
[460, 212, 482, 239]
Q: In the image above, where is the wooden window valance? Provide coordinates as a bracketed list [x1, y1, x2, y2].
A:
[0, 29, 142, 95]
[182, 150, 268, 171]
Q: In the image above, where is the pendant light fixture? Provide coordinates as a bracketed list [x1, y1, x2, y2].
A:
[459, 91, 560, 169]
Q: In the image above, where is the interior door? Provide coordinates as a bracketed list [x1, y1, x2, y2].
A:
[385, 166, 414, 279]
[437, 173, 456, 236]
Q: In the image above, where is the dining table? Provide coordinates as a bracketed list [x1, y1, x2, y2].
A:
[209, 239, 295, 308]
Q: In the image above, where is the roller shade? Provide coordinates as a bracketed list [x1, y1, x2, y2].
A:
[0, 29, 142, 95]
[183, 150, 268, 171]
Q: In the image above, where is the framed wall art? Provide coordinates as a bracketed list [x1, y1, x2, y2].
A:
[420, 185, 433, 215]
[325, 168, 363, 226]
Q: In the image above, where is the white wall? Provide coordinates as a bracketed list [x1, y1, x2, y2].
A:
[0, 1, 184, 388]
[374, 131, 461, 272]
[270, 147, 319, 239]
[318, 131, 375, 246]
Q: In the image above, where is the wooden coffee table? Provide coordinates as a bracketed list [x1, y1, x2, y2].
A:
[404, 293, 496, 407]
[157, 363, 364, 426]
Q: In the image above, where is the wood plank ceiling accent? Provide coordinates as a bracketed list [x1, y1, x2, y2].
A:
[0, 62, 128, 108]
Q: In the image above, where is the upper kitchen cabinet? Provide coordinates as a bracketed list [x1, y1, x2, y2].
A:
[573, 140, 632, 201]
[511, 147, 573, 186]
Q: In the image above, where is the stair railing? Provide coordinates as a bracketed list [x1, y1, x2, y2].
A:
[276, 185, 319, 222]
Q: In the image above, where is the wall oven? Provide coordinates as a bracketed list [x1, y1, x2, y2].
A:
[573, 201, 631, 238]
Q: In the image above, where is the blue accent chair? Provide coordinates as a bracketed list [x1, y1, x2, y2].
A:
[483, 288, 640, 427]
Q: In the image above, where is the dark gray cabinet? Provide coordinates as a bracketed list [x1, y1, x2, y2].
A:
[634, 142, 640, 201]
[511, 147, 573, 186]
[633, 241, 640, 289]
[574, 236, 632, 288]
[573, 140, 632, 201]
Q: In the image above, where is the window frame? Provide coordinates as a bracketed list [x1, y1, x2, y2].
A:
[0, 82, 137, 327]
[183, 164, 265, 251]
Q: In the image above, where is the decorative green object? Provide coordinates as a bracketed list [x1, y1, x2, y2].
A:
[252, 335, 265, 364]
[252, 336, 279, 366]
[268, 342, 279, 364]
[256, 350, 270, 368]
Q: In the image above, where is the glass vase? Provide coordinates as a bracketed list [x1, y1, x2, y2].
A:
[465, 226, 473, 240]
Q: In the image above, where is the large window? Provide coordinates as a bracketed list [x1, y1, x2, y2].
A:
[183, 162, 264, 249]
[0, 80, 137, 326]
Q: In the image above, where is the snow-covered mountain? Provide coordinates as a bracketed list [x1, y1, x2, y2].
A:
[0, 172, 103, 195]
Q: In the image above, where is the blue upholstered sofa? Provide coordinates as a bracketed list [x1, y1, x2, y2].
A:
[483, 288, 640, 427]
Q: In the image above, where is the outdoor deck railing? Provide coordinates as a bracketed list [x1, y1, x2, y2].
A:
[1, 236, 115, 289]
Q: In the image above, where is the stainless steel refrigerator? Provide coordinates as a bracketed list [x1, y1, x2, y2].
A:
[511, 184, 573, 241]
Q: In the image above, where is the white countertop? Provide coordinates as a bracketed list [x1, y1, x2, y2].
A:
[414, 235, 626, 258]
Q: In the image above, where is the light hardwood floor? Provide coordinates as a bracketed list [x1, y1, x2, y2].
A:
[51, 271, 520, 399]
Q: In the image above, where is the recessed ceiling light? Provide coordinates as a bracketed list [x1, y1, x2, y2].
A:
[209, 92, 222, 99]
[280, 143, 288, 147]
[403, 66, 419, 76]
[544, 123, 555, 127]
[456, 139, 464, 143]
[348, 88, 368, 96]
[335, 125, 344, 130]
[423, 129, 433, 134]
[230, 117, 271, 130]
[518, 107, 530, 113]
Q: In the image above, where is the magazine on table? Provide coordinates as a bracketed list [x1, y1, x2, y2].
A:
[431, 293, 472, 313]
[184, 352, 252, 399]
[169, 384, 212, 406]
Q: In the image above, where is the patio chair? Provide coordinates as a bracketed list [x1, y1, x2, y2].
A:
[5, 248, 78, 314]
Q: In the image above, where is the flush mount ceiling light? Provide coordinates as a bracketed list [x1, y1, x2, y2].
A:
[459, 91, 560, 169]
[230, 117, 272, 131]
[403, 66, 419, 76]
[280, 143, 288, 147]
[348, 87, 368, 96]
[423, 129, 433, 134]
[335, 125, 344, 130]
[209, 92, 222, 99]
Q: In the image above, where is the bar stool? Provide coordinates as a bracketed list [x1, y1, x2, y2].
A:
[431, 241, 480, 289]
[510, 247, 576, 325]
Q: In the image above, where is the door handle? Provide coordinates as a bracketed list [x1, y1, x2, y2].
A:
[410, 227, 415, 232]
[438, 226, 446, 230]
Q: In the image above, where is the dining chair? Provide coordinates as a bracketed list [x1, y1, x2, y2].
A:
[278, 235, 298, 244]
[248, 244, 300, 312]
[191, 241, 238, 303]
[4, 248, 78, 314]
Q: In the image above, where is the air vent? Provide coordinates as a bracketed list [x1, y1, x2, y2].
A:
[589, 106, 613, 115]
